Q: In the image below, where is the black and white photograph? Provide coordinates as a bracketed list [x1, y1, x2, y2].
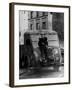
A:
[19, 11, 64, 79]
[9, 3, 70, 87]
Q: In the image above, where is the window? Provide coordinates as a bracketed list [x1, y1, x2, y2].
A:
[43, 12, 45, 16]
[30, 24, 33, 30]
[31, 11, 33, 18]
[37, 12, 39, 17]
[26, 39, 31, 46]
[36, 23, 40, 30]
[42, 22, 46, 29]
[43, 12, 48, 16]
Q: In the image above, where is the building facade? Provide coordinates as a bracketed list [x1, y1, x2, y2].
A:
[28, 11, 53, 31]
[19, 11, 64, 45]
[19, 11, 29, 45]
[19, 11, 54, 45]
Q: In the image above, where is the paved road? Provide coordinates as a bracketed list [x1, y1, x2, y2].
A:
[19, 66, 64, 79]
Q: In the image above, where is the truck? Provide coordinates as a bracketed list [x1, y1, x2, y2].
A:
[19, 30, 62, 71]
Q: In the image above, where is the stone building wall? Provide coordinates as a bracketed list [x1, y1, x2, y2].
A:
[19, 11, 29, 45]
[28, 11, 52, 31]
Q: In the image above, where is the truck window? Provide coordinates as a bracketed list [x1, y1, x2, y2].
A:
[26, 39, 31, 46]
